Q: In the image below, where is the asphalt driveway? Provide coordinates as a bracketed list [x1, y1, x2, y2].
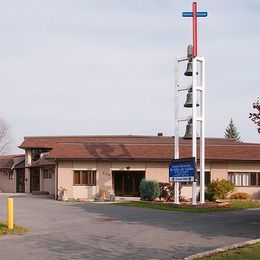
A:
[0, 194, 259, 260]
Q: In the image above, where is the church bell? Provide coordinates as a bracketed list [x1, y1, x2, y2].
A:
[183, 119, 193, 139]
[184, 60, 198, 77]
[184, 44, 194, 76]
[184, 87, 199, 108]
[183, 119, 199, 140]
[184, 60, 193, 77]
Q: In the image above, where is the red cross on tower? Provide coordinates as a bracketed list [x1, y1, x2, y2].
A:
[182, 2, 208, 57]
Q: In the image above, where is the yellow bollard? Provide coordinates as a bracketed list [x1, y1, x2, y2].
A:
[8, 198, 14, 230]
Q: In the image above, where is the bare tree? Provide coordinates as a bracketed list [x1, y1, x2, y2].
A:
[0, 118, 12, 154]
[249, 98, 260, 134]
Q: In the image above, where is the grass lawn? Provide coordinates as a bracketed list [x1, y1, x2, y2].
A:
[0, 222, 29, 236]
[201, 243, 260, 259]
[114, 200, 260, 213]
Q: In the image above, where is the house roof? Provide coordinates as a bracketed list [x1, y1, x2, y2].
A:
[0, 154, 25, 170]
[18, 135, 260, 162]
[14, 160, 25, 169]
[29, 157, 55, 168]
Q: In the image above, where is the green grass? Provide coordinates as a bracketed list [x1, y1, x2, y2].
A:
[201, 243, 260, 259]
[229, 200, 260, 209]
[0, 222, 29, 236]
[114, 200, 260, 213]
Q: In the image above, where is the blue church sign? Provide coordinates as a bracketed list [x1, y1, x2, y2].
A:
[169, 157, 197, 182]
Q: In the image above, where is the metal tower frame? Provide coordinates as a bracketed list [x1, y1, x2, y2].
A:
[174, 55, 206, 205]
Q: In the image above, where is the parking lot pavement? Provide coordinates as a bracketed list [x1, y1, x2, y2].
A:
[0, 194, 259, 260]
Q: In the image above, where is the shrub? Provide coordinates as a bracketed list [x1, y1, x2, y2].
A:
[205, 192, 213, 201]
[230, 192, 250, 200]
[140, 179, 160, 201]
[159, 182, 182, 202]
[207, 179, 235, 201]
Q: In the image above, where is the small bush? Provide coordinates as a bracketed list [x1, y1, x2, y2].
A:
[205, 192, 213, 201]
[207, 179, 235, 201]
[140, 179, 160, 201]
[159, 182, 182, 202]
[230, 192, 250, 200]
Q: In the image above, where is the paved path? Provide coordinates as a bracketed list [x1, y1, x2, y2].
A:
[0, 194, 259, 259]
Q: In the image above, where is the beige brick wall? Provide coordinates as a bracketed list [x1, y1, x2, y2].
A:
[43, 176, 55, 195]
[0, 170, 16, 193]
[40, 168, 44, 191]
[73, 161, 96, 170]
[73, 161, 98, 198]
[97, 161, 113, 195]
[58, 161, 73, 198]
[210, 162, 228, 181]
[58, 160, 101, 199]
[39, 168, 55, 195]
[24, 149, 31, 193]
[54, 159, 260, 200]
[111, 161, 145, 171]
[234, 187, 260, 199]
[228, 162, 260, 172]
[227, 162, 260, 199]
[145, 162, 169, 183]
[181, 186, 199, 199]
[73, 186, 97, 199]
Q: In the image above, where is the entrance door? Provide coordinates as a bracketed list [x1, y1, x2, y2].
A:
[123, 172, 134, 195]
[30, 168, 40, 193]
[16, 169, 25, 193]
[113, 171, 145, 196]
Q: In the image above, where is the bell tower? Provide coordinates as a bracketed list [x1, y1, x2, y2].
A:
[174, 2, 207, 205]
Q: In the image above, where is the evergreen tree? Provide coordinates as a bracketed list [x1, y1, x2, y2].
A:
[224, 119, 242, 142]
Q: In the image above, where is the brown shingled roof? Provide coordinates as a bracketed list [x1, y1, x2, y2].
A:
[19, 135, 175, 149]
[0, 154, 24, 170]
[29, 157, 55, 168]
[18, 135, 260, 162]
[44, 142, 260, 161]
[19, 135, 241, 148]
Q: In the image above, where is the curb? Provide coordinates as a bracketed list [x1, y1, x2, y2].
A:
[184, 238, 260, 259]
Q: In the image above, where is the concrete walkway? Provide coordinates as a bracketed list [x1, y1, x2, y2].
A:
[0, 194, 259, 259]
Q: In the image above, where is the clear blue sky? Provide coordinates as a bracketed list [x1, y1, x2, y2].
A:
[0, 0, 259, 152]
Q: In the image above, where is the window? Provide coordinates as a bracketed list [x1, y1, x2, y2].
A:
[252, 172, 260, 186]
[74, 171, 80, 184]
[73, 170, 96, 186]
[251, 173, 257, 186]
[228, 172, 260, 186]
[197, 172, 211, 186]
[43, 169, 53, 179]
[9, 171, 14, 180]
[31, 148, 51, 162]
